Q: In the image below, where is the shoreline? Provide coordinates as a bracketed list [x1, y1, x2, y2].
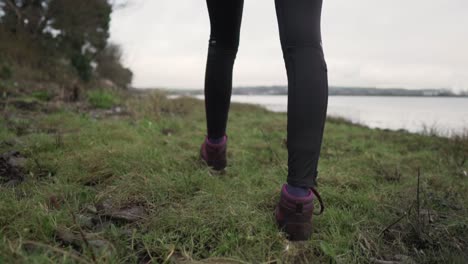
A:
[166, 94, 468, 138]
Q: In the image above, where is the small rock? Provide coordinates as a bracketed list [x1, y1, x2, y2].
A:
[120, 228, 135, 238]
[93, 221, 112, 231]
[85, 204, 98, 214]
[0, 138, 23, 148]
[8, 155, 27, 167]
[162, 128, 174, 136]
[95, 198, 113, 212]
[55, 228, 78, 246]
[55, 227, 114, 253]
[88, 239, 112, 251]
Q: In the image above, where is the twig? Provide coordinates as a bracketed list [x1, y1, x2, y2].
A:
[416, 168, 421, 230]
[379, 202, 413, 236]
[163, 245, 175, 263]
[380, 168, 424, 237]
[71, 211, 97, 263]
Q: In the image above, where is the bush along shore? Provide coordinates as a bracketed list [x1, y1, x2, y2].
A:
[0, 89, 467, 263]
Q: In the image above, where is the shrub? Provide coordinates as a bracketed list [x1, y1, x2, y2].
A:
[71, 54, 93, 82]
[96, 43, 133, 88]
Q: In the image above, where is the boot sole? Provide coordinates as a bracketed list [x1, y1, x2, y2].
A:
[281, 222, 312, 241]
[276, 207, 313, 241]
[199, 150, 227, 171]
[205, 159, 226, 171]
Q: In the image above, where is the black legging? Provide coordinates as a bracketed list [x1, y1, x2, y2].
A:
[204, 0, 328, 187]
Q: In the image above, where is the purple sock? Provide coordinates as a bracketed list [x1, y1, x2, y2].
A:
[208, 136, 224, 144]
[286, 184, 310, 197]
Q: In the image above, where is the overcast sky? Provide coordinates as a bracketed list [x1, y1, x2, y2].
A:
[110, 0, 468, 91]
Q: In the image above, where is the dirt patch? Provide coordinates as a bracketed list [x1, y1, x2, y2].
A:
[378, 185, 467, 262]
[0, 150, 26, 186]
[161, 128, 175, 136]
[0, 138, 23, 149]
[79, 164, 114, 186]
[88, 106, 131, 120]
[10, 99, 41, 111]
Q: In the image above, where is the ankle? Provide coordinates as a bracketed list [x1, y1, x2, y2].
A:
[286, 184, 310, 197]
[207, 134, 226, 145]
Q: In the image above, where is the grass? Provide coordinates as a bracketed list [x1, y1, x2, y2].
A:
[0, 90, 467, 263]
[31, 91, 54, 102]
[87, 90, 121, 109]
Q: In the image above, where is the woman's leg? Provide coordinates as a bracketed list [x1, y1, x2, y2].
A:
[275, 0, 328, 188]
[204, 0, 244, 139]
[274, 0, 328, 241]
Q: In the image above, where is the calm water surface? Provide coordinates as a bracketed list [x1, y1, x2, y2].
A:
[193, 95, 468, 136]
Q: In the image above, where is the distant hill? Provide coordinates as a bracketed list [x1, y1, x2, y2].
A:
[168, 86, 466, 97]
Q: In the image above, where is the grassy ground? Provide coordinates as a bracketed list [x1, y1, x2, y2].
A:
[0, 90, 467, 263]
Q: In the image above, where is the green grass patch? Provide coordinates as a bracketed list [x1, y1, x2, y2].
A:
[0, 91, 466, 263]
[87, 89, 120, 109]
[31, 90, 54, 101]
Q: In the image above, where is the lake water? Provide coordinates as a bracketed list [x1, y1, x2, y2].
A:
[191, 95, 468, 136]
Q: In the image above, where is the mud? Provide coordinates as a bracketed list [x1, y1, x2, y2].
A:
[10, 99, 41, 111]
[95, 198, 146, 222]
[0, 150, 26, 186]
[55, 227, 113, 253]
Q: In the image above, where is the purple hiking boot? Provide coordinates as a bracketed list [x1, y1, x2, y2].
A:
[275, 184, 324, 241]
[199, 134, 227, 171]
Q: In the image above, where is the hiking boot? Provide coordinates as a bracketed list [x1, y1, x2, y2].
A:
[275, 184, 324, 241]
[199, 135, 227, 171]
